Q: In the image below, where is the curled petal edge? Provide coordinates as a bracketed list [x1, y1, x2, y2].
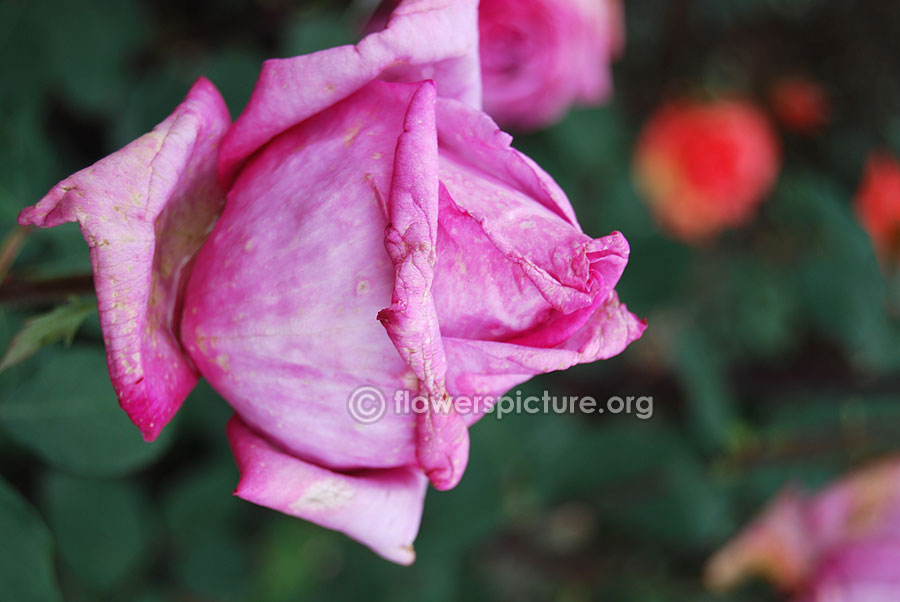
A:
[18, 78, 230, 440]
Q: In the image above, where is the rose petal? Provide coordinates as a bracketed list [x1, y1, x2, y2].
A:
[227, 415, 427, 565]
[378, 81, 469, 491]
[704, 487, 815, 593]
[436, 98, 578, 224]
[801, 541, 900, 601]
[182, 81, 446, 472]
[18, 78, 230, 440]
[434, 182, 630, 337]
[431, 98, 631, 343]
[443, 291, 646, 422]
[219, 0, 480, 186]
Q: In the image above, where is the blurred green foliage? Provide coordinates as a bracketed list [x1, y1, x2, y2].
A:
[1, 0, 900, 601]
[0, 299, 96, 371]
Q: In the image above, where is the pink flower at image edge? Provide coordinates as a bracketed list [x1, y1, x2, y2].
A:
[706, 456, 900, 600]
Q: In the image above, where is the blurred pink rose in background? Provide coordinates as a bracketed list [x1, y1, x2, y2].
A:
[706, 457, 900, 600]
[479, 0, 624, 130]
[633, 99, 781, 243]
[855, 151, 900, 265]
[18, 0, 643, 564]
[368, 0, 624, 131]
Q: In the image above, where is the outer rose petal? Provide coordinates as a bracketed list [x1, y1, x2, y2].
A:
[18, 78, 230, 440]
[378, 82, 469, 491]
[219, 0, 480, 186]
[227, 416, 427, 565]
[182, 81, 438, 472]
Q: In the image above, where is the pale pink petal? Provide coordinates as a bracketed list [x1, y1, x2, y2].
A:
[227, 416, 427, 565]
[18, 78, 230, 440]
[219, 0, 480, 186]
[378, 81, 469, 491]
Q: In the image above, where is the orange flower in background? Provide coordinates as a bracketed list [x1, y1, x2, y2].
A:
[855, 152, 900, 263]
[633, 99, 781, 242]
[769, 77, 831, 135]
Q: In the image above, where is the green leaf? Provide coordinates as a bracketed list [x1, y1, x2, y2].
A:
[0, 476, 62, 602]
[597, 451, 734, 549]
[674, 330, 739, 451]
[42, 472, 151, 592]
[0, 346, 172, 477]
[770, 173, 895, 370]
[0, 299, 97, 372]
[255, 518, 343, 602]
[163, 463, 251, 602]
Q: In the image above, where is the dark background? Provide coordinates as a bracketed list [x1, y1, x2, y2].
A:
[2, 0, 900, 600]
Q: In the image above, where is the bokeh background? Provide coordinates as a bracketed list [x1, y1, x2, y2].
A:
[2, 0, 900, 600]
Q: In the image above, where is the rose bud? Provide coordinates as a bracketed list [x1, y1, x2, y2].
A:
[371, 0, 624, 131]
[855, 152, 900, 264]
[706, 456, 900, 600]
[18, 0, 644, 563]
[633, 99, 781, 243]
[768, 77, 831, 135]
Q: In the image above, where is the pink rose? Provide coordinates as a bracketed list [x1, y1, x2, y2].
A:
[19, 0, 643, 563]
[479, 0, 624, 129]
[369, 0, 623, 130]
[706, 457, 900, 600]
